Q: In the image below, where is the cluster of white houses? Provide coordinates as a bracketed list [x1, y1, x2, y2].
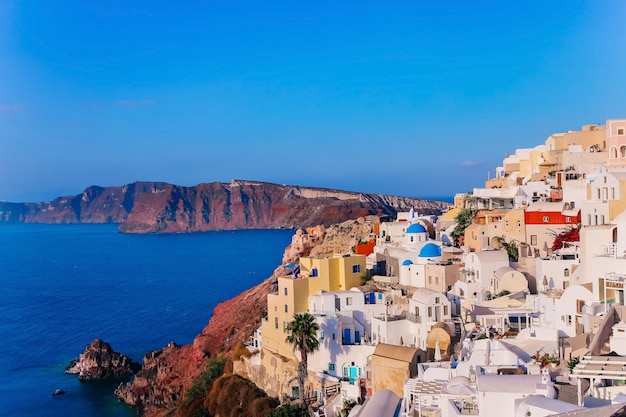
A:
[240, 120, 626, 417]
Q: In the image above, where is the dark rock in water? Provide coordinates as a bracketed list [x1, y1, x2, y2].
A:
[66, 338, 141, 380]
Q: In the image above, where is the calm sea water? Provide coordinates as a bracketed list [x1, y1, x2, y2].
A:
[0, 224, 294, 416]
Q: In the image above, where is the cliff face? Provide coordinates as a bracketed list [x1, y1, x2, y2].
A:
[115, 216, 379, 416]
[0, 180, 447, 233]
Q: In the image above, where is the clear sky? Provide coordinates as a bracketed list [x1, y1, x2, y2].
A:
[2, 1, 626, 202]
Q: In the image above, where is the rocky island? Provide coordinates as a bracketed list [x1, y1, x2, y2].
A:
[0, 179, 448, 233]
[66, 338, 141, 380]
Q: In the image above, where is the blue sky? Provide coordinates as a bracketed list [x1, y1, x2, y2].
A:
[2, 1, 626, 202]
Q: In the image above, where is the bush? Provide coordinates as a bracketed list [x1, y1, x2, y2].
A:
[185, 356, 227, 406]
[567, 356, 580, 371]
[205, 374, 278, 417]
[266, 404, 309, 417]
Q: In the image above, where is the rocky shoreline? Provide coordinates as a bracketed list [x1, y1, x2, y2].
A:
[113, 216, 378, 416]
[66, 339, 141, 381]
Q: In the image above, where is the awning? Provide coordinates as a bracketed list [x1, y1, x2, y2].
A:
[470, 305, 496, 318]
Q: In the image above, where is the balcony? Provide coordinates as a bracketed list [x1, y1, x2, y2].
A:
[407, 313, 422, 324]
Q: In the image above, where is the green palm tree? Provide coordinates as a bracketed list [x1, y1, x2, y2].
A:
[285, 312, 320, 400]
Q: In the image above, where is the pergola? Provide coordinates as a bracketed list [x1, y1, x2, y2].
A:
[570, 355, 626, 406]
[402, 379, 445, 416]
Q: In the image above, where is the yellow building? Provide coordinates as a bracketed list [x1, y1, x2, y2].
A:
[261, 254, 366, 360]
[500, 208, 526, 245]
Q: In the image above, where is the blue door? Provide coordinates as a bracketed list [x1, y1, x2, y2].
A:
[349, 367, 358, 384]
[355, 331, 361, 343]
[343, 328, 351, 345]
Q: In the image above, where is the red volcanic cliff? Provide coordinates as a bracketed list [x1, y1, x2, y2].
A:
[115, 217, 378, 416]
[0, 180, 447, 233]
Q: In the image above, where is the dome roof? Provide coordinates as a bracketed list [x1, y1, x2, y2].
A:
[407, 223, 427, 234]
[402, 259, 413, 266]
[419, 243, 441, 258]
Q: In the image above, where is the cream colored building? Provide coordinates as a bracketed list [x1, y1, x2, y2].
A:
[261, 253, 366, 360]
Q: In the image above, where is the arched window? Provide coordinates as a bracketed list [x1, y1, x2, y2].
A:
[564, 268, 570, 277]
[621, 145, 626, 158]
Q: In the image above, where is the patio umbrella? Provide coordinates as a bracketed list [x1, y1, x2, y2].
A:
[434, 340, 442, 362]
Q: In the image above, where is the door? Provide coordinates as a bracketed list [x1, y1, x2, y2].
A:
[349, 367, 358, 384]
[343, 328, 351, 345]
[355, 330, 361, 343]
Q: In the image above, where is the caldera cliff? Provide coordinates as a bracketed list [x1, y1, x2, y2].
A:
[0, 180, 447, 233]
[115, 216, 379, 417]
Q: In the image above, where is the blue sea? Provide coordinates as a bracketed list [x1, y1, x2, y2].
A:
[0, 224, 294, 416]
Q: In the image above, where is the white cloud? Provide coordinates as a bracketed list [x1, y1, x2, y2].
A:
[460, 160, 481, 167]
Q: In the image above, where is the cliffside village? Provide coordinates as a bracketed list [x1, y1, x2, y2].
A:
[237, 119, 626, 417]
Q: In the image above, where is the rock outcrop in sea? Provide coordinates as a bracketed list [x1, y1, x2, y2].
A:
[0, 180, 448, 233]
[114, 216, 378, 416]
[66, 339, 141, 380]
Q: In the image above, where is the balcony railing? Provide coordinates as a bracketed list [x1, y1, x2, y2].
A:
[407, 313, 422, 324]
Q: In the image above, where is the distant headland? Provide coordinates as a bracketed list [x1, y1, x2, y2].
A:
[0, 179, 449, 233]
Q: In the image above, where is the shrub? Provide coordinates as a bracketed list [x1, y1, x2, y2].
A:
[185, 356, 227, 405]
[567, 356, 580, 371]
[266, 404, 309, 417]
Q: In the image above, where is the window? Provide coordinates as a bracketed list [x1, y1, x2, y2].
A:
[444, 305, 449, 316]
[612, 188, 616, 199]
[328, 363, 336, 372]
[543, 216, 549, 223]
[410, 236, 414, 242]
[435, 297, 440, 304]
[284, 304, 288, 313]
[428, 307, 432, 317]
[517, 220, 521, 228]
[566, 315, 572, 326]
[352, 264, 361, 273]
[320, 331, 325, 340]
[619, 128, 625, 135]
[531, 235, 537, 245]
[311, 268, 318, 277]
[332, 333, 336, 340]
[274, 317, 278, 329]
[284, 287, 288, 296]
[428, 276, 432, 285]
[564, 269, 570, 277]
[565, 217, 571, 223]
[346, 297, 352, 306]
